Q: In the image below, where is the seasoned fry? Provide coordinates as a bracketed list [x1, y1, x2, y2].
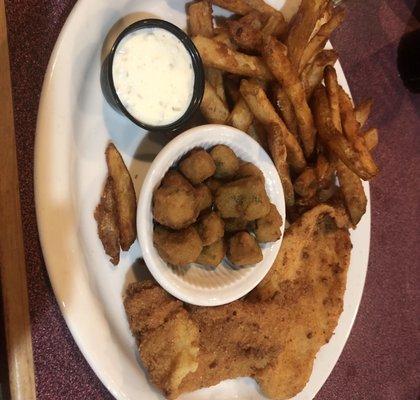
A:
[227, 11, 265, 52]
[210, 0, 253, 15]
[274, 84, 299, 138]
[301, 49, 338, 98]
[363, 128, 378, 151]
[193, 36, 273, 80]
[299, 8, 345, 72]
[335, 158, 367, 226]
[261, 14, 287, 38]
[188, 1, 214, 38]
[265, 123, 294, 207]
[311, 86, 376, 180]
[324, 65, 342, 132]
[338, 86, 379, 178]
[354, 98, 373, 128]
[200, 81, 229, 124]
[227, 95, 253, 132]
[105, 143, 137, 251]
[286, 0, 328, 67]
[94, 176, 120, 265]
[315, 153, 334, 189]
[239, 79, 306, 172]
[205, 68, 227, 105]
[294, 167, 318, 199]
[262, 36, 315, 157]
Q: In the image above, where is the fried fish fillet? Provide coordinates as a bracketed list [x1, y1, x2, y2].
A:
[124, 204, 351, 399]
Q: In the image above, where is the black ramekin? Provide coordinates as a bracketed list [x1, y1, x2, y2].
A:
[101, 19, 205, 132]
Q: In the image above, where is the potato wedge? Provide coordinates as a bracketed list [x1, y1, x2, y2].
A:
[227, 95, 254, 132]
[239, 79, 306, 172]
[105, 143, 137, 251]
[354, 98, 373, 128]
[262, 36, 315, 157]
[193, 35, 273, 80]
[227, 11, 265, 52]
[94, 176, 120, 265]
[188, 1, 214, 37]
[299, 8, 345, 72]
[301, 49, 338, 99]
[285, 0, 328, 67]
[201, 81, 229, 124]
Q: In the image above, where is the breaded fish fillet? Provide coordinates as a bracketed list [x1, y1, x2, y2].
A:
[124, 204, 351, 399]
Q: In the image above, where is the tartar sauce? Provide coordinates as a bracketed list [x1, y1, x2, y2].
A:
[112, 27, 195, 126]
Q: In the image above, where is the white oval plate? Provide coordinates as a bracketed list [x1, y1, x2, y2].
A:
[35, 1, 370, 399]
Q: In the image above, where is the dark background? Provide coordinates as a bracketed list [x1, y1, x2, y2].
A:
[1, 0, 419, 399]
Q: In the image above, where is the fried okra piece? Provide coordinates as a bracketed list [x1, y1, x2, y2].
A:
[153, 185, 198, 230]
[255, 203, 282, 243]
[210, 145, 240, 179]
[161, 170, 195, 192]
[153, 226, 202, 267]
[236, 161, 265, 182]
[197, 211, 225, 246]
[196, 239, 227, 267]
[215, 177, 270, 220]
[205, 177, 223, 194]
[179, 148, 216, 184]
[227, 231, 263, 266]
[195, 183, 213, 213]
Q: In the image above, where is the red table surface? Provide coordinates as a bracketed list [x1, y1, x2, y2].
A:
[3, 0, 420, 399]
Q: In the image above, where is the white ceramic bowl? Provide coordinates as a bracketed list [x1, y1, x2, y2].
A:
[137, 124, 285, 306]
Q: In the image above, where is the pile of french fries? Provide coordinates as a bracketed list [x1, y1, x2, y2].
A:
[187, 0, 379, 227]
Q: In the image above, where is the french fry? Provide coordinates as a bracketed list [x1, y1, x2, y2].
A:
[311, 0, 333, 40]
[205, 68, 227, 105]
[188, 1, 214, 38]
[324, 65, 342, 132]
[335, 158, 367, 226]
[274, 84, 299, 138]
[239, 79, 307, 172]
[94, 176, 120, 265]
[362, 127, 378, 151]
[301, 49, 338, 99]
[214, 29, 236, 49]
[338, 86, 379, 178]
[227, 95, 254, 132]
[315, 153, 334, 189]
[262, 36, 315, 157]
[285, 0, 328, 67]
[200, 81, 230, 124]
[354, 98, 373, 127]
[261, 14, 287, 38]
[294, 167, 318, 199]
[193, 35, 273, 80]
[299, 8, 345, 72]
[311, 86, 375, 180]
[265, 123, 295, 207]
[210, 0, 253, 15]
[105, 143, 137, 251]
[227, 11, 265, 52]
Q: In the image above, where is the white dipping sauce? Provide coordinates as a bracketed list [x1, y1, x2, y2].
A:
[112, 27, 195, 126]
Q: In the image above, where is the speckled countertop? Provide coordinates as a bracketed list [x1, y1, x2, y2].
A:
[3, 0, 419, 399]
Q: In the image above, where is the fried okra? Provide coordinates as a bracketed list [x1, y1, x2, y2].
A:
[210, 145, 240, 179]
[215, 177, 270, 220]
[161, 170, 194, 192]
[205, 177, 223, 194]
[236, 162, 265, 182]
[196, 239, 227, 267]
[179, 148, 216, 184]
[153, 225, 202, 266]
[255, 203, 282, 243]
[195, 184, 213, 213]
[197, 211, 225, 246]
[227, 231, 263, 266]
